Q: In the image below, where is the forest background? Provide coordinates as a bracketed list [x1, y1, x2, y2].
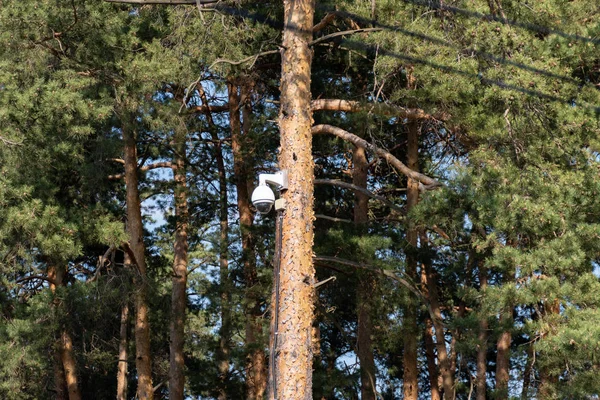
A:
[1, 0, 600, 399]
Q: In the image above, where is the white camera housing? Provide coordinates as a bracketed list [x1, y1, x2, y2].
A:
[251, 171, 288, 214]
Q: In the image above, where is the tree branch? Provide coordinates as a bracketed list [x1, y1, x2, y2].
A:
[208, 49, 280, 71]
[315, 178, 405, 214]
[0, 135, 22, 146]
[311, 99, 448, 121]
[310, 28, 383, 47]
[313, 12, 340, 32]
[314, 214, 353, 224]
[312, 124, 442, 189]
[313, 256, 424, 301]
[109, 161, 174, 180]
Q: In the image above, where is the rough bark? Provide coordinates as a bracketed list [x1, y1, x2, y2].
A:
[268, 0, 316, 398]
[117, 289, 130, 400]
[476, 267, 488, 400]
[48, 265, 82, 400]
[403, 120, 420, 400]
[353, 146, 377, 400]
[123, 122, 154, 400]
[421, 256, 455, 400]
[169, 128, 189, 400]
[230, 81, 267, 400]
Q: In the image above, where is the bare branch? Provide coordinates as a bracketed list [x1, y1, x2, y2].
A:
[310, 28, 383, 47]
[0, 135, 22, 146]
[109, 161, 174, 180]
[314, 214, 353, 224]
[312, 124, 442, 189]
[311, 99, 448, 121]
[208, 49, 280, 71]
[189, 104, 229, 113]
[313, 12, 340, 32]
[315, 179, 405, 214]
[313, 256, 423, 301]
[16, 275, 57, 286]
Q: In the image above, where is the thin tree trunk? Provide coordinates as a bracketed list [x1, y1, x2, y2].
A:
[169, 128, 189, 400]
[476, 267, 488, 400]
[421, 255, 455, 400]
[117, 282, 130, 400]
[216, 137, 231, 400]
[230, 80, 267, 400]
[403, 120, 419, 400]
[353, 145, 377, 400]
[195, 82, 231, 399]
[520, 341, 533, 400]
[268, 0, 316, 397]
[423, 316, 441, 400]
[123, 122, 153, 400]
[495, 271, 514, 400]
[48, 265, 82, 400]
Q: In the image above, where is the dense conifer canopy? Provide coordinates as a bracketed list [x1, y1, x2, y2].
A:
[1, 0, 599, 399]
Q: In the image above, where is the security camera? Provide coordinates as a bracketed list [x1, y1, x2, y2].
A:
[251, 184, 275, 214]
[251, 171, 288, 215]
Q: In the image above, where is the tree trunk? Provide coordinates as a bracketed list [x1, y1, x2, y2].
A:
[520, 341, 533, 400]
[495, 272, 514, 400]
[117, 282, 130, 400]
[48, 265, 82, 400]
[403, 120, 419, 400]
[53, 349, 68, 400]
[216, 138, 231, 400]
[353, 145, 377, 400]
[423, 316, 441, 400]
[268, 0, 316, 397]
[123, 122, 153, 400]
[230, 80, 267, 400]
[476, 267, 488, 400]
[195, 80, 231, 400]
[169, 128, 189, 400]
[421, 256, 455, 400]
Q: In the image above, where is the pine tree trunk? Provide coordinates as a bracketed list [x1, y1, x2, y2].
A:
[123, 123, 154, 400]
[60, 330, 82, 400]
[48, 265, 82, 400]
[423, 316, 441, 400]
[169, 129, 189, 400]
[230, 80, 267, 400]
[421, 257, 455, 400]
[53, 349, 68, 400]
[117, 285, 130, 400]
[495, 271, 514, 399]
[268, 0, 316, 397]
[353, 145, 377, 400]
[403, 120, 419, 400]
[520, 341, 533, 400]
[216, 138, 231, 400]
[476, 267, 488, 400]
